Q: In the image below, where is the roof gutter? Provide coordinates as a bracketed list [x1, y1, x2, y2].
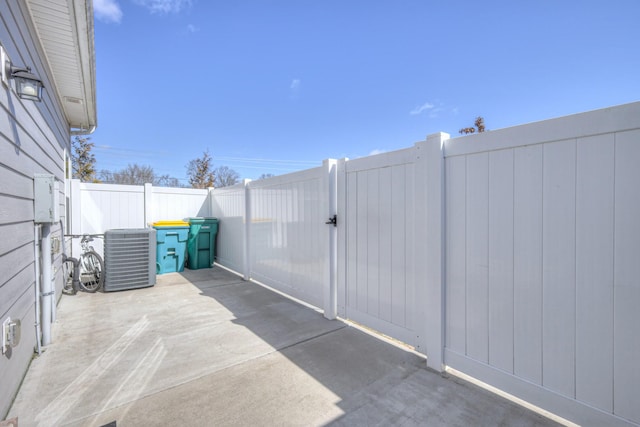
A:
[71, 125, 96, 135]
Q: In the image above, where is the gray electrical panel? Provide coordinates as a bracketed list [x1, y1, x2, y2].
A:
[34, 174, 60, 223]
[104, 228, 156, 292]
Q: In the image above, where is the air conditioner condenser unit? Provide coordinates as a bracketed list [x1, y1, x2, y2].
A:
[104, 228, 156, 292]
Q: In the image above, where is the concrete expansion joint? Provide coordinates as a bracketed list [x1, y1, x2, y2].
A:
[275, 324, 348, 354]
[189, 280, 246, 288]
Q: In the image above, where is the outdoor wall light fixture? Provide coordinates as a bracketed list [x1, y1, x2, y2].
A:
[10, 66, 44, 101]
[0, 45, 44, 102]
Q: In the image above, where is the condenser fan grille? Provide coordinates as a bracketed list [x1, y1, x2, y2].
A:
[104, 229, 156, 292]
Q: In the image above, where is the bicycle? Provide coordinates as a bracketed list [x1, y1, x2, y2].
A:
[62, 234, 105, 293]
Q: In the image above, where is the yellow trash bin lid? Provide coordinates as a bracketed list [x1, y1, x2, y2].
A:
[152, 220, 190, 227]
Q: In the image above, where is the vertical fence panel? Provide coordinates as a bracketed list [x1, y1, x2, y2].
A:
[445, 155, 467, 354]
[542, 140, 577, 398]
[613, 129, 640, 423]
[404, 162, 416, 333]
[465, 153, 489, 363]
[366, 169, 380, 318]
[355, 171, 369, 313]
[390, 165, 407, 327]
[378, 167, 393, 323]
[488, 149, 514, 373]
[513, 145, 543, 385]
[346, 170, 358, 315]
[575, 134, 615, 412]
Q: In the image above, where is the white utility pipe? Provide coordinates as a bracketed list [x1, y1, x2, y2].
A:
[41, 223, 52, 346]
[33, 225, 42, 355]
[51, 237, 56, 323]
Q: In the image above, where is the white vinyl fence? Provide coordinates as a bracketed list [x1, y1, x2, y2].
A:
[71, 102, 640, 427]
[442, 106, 640, 427]
[67, 181, 210, 258]
[212, 163, 336, 312]
[210, 181, 249, 276]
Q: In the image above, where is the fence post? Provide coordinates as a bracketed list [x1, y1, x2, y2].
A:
[69, 179, 81, 236]
[144, 183, 153, 226]
[416, 132, 448, 371]
[69, 179, 82, 257]
[207, 186, 215, 217]
[336, 158, 348, 318]
[243, 179, 252, 281]
[323, 159, 338, 320]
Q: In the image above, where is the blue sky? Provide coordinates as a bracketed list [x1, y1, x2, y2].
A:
[91, 0, 640, 184]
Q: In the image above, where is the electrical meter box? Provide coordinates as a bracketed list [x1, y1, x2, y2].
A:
[34, 174, 60, 223]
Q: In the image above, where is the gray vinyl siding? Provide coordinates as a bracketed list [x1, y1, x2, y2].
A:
[1, 1, 70, 418]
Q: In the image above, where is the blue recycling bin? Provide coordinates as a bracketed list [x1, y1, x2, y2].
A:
[153, 221, 189, 274]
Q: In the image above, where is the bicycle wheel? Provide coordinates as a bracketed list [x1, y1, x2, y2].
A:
[78, 250, 104, 293]
[62, 258, 76, 294]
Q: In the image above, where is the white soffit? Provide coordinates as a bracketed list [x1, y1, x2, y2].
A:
[26, 0, 97, 133]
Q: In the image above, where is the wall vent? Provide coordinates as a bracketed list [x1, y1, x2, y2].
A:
[104, 228, 156, 292]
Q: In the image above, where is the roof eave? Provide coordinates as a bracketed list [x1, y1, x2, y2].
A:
[25, 0, 97, 134]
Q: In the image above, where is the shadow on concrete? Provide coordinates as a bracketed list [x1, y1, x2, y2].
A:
[178, 267, 560, 426]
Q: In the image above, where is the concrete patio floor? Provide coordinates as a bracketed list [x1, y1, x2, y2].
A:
[8, 267, 561, 426]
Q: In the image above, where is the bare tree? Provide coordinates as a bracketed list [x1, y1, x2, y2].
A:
[186, 150, 215, 188]
[214, 165, 240, 188]
[98, 169, 113, 183]
[459, 116, 486, 135]
[111, 164, 156, 185]
[72, 136, 98, 182]
[100, 164, 181, 187]
[156, 175, 182, 187]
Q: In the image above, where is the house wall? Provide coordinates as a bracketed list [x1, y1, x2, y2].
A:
[0, 1, 71, 418]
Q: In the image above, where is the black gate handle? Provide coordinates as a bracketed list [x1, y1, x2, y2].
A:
[325, 215, 337, 227]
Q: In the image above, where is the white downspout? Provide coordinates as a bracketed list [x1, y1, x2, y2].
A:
[41, 223, 52, 346]
[33, 224, 42, 355]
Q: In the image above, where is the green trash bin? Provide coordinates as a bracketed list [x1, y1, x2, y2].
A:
[187, 217, 219, 269]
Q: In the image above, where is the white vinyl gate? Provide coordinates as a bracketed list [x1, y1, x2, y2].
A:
[338, 148, 420, 348]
